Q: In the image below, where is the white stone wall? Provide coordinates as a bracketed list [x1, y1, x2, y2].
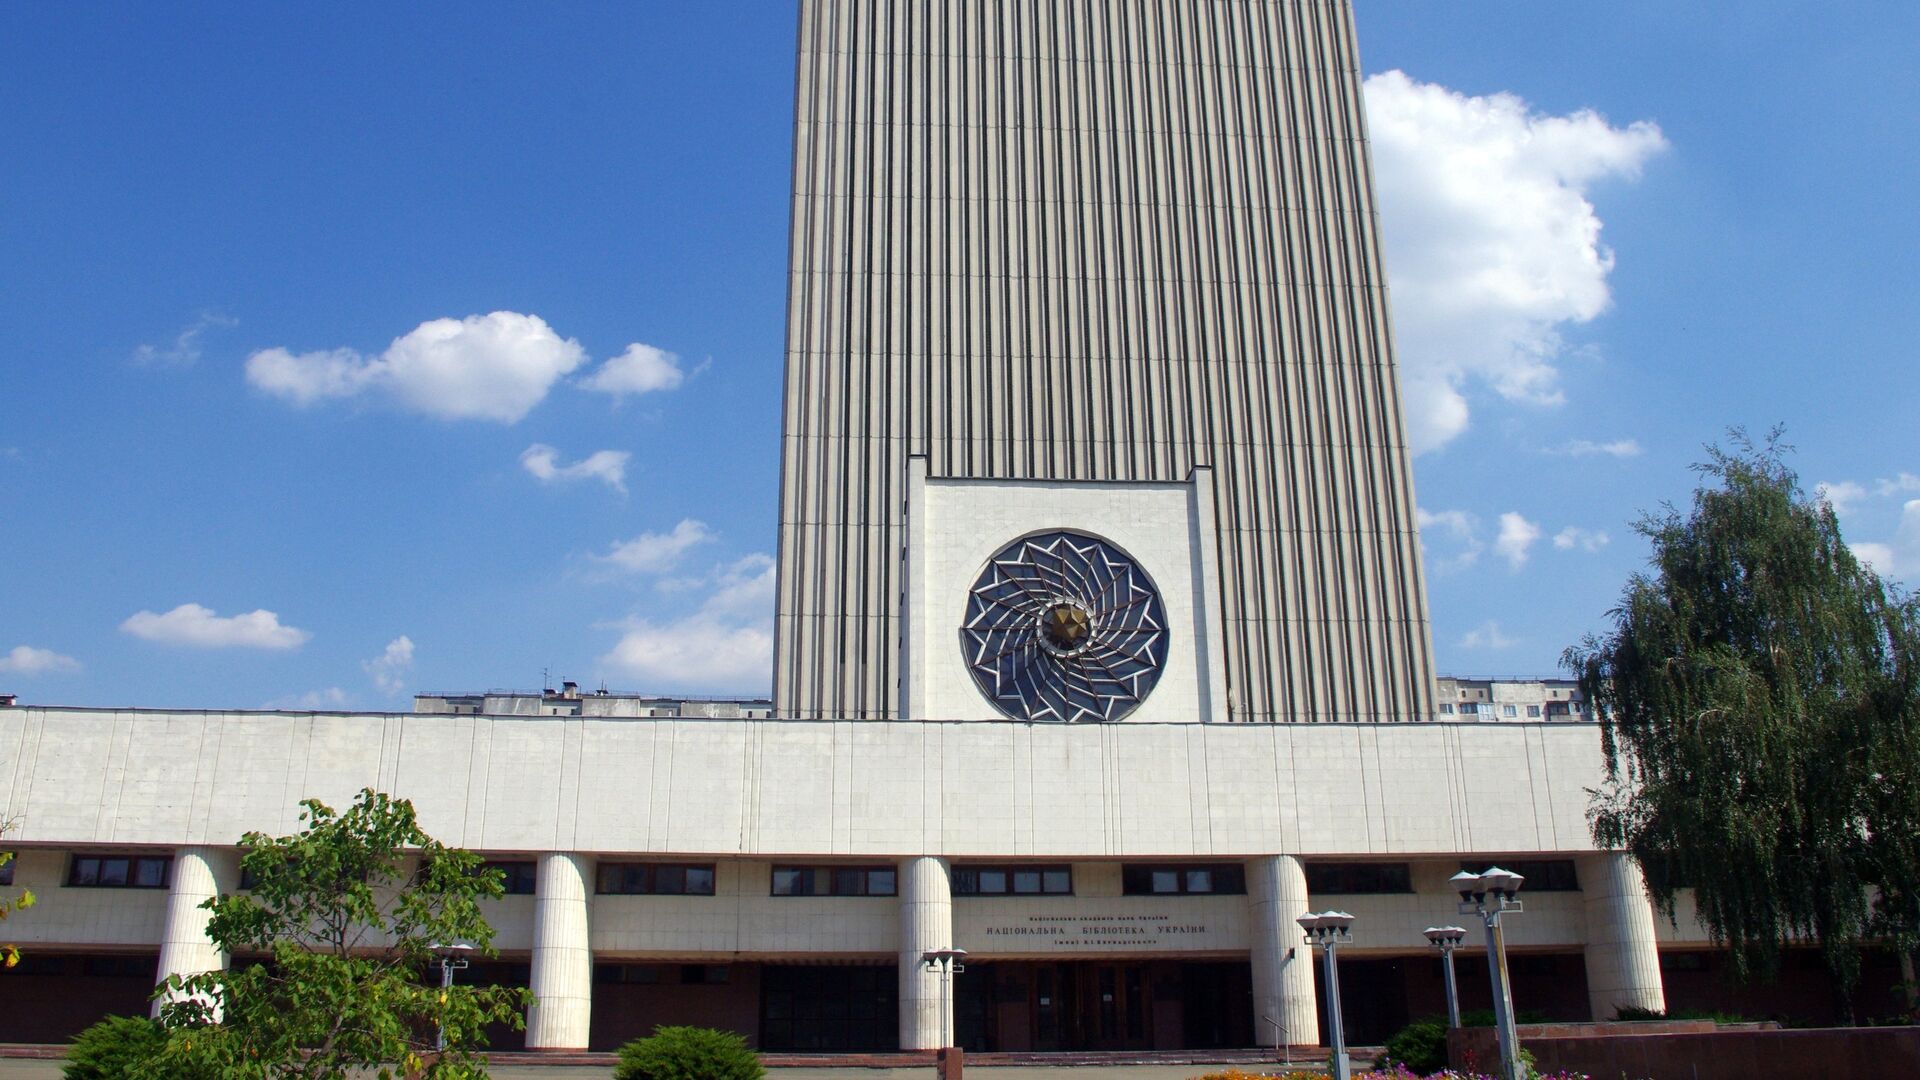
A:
[907, 473, 1226, 724]
[1, 709, 1613, 859]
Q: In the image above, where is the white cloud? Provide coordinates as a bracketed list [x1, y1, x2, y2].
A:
[1459, 621, 1517, 650]
[600, 554, 775, 691]
[0, 645, 81, 675]
[1552, 526, 1610, 553]
[364, 636, 415, 696]
[120, 603, 311, 650]
[1816, 480, 1869, 515]
[245, 311, 588, 423]
[578, 343, 685, 398]
[268, 687, 349, 711]
[520, 444, 630, 494]
[1416, 507, 1484, 572]
[1851, 499, 1920, 582]
[1494, 512, 1543, 570]
[1554, 438, 1642, 458]
[133, 312, 237, 369]
[1876, 473, 1920, 498]
[1363, 71, 1667, 453]
[595, 519, 713, 575]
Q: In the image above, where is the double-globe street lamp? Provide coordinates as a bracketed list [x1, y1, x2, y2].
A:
[1422, 925, 1469, 1030]
[1452, 867, 1527, 1080]
[429, 942, 474, 1054]
[1297, 910, 1356, 1080]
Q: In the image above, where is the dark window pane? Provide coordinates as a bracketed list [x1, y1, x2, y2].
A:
[134, 858, 168, 888]
[867, 869, 895, 896]
[655, 865, 687, 895]
[684, 866, 715, 895]
[98, 859, 130, 887]
[772, 869, 805, 896]
[951, 868, 979, 895]
[834, 868, 866, 896]
[1150, 870, 1179, 894]
[1185, 869, 1214, 894]
[1122, 866, 1152, 894]
[1214, 865, 1246, 894]
[1012, 870, 1041, 894]
[1043, 869, 1071, 894]
[70, 857, 99, 886]
[979, 870, 1007, 894]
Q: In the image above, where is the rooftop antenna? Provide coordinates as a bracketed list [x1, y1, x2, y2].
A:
[542, 665, 551, 693]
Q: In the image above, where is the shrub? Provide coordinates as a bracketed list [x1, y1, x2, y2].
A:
[63, 1016, 166, 1080]
[1382, 1017, 1449, 1074]
[614, 1026, 765, 1080]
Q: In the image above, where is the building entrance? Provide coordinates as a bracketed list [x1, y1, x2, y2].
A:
[956, 960, 1251, 1052]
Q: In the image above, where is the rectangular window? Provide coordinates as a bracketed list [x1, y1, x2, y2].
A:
[768, 866, 898, 897]
[482, 860, 538, 896]
[681, 963, 731, 985]
[595, 862, 717, 896]
[1501, 704, 1517, 717]
[1303, 862, 1414, 895]
[1458, 702, 1477, 715]
[1461, 859, 1580, 891]
[1526, 705, 1542, 718]
[0, 856, 16, 887]
[1121, 863, 1246, 896]
[68, 855, 171, 890]
[1438, 703, 1454, 714]
[593, 963, 664, 984]
[952, 864, 1074, 896]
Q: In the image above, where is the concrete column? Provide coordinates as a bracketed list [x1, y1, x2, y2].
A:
[1580, 853, 1667, 1020]
[153, 846, 235, 1018]
[898, 856, 953, 1050]
[1248, 855, 1318, 1048]
[527, 853, 594, 1050]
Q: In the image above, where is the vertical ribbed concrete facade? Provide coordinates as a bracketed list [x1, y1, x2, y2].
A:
[775, 0, 1436, 722]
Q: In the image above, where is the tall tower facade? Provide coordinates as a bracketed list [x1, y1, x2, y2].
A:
[774, 0, 1436, 723]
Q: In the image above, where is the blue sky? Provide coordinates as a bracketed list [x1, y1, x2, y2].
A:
[3, 3, 1916, 709]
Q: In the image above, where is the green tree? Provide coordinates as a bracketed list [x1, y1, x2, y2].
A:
[1, 822, 38, 969]
[142, 788, 533, 1079]
[1566, 430, 1920, 1020]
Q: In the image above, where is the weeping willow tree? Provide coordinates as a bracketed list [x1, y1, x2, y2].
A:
[1565, 430, 1920, 1020]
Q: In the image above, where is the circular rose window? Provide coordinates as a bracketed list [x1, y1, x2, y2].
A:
[960, 531, 1169, 722]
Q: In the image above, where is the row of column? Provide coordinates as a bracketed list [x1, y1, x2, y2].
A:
[153, 850, 1667, 1049]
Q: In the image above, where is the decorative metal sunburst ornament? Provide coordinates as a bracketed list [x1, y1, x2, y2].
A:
[961, 531, 1169, 722]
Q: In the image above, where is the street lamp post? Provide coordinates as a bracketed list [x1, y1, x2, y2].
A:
[1422, 925, 1469, 1030]
[430, 942, 474, 1053]
[920, 947, 968, 1052]
[1453, 868, 1527, 1080]
[1297, 911, 1355, 1080]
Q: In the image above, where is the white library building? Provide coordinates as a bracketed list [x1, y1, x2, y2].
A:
[0, 0, 1886, 1054]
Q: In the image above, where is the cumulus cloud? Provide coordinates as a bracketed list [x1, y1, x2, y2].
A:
[1816, 480, 1869, 515]
[0, 645, 81, 675]
[578, 343, 685, 398]
[1494, 512, 1543, 570]
[120, 603, 310, 650]
[1416, 507, 1484, 572]
[1852, 499, 1920, 582]
[600, 554, 775, 691]
[1363, 71, 1667, 453]
[1552, 526, 1610, 553]
[520, 444, 630, 493]
[595, 519, 713, 575]
[245, 312, 589, 423]
[1877, 473, 1920, 498]
[133, 311, 237, 368]
[1459, 621, 1516, 650]
[364, 636, 415, 696]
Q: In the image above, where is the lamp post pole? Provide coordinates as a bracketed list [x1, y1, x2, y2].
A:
[1423, 926, 1468, 1030]
[1452, 869, 1527, 1080]
[430, 942, 473, 1054]
[921, 947, 968, 1068]
[1298, 911, 1355, 1080]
